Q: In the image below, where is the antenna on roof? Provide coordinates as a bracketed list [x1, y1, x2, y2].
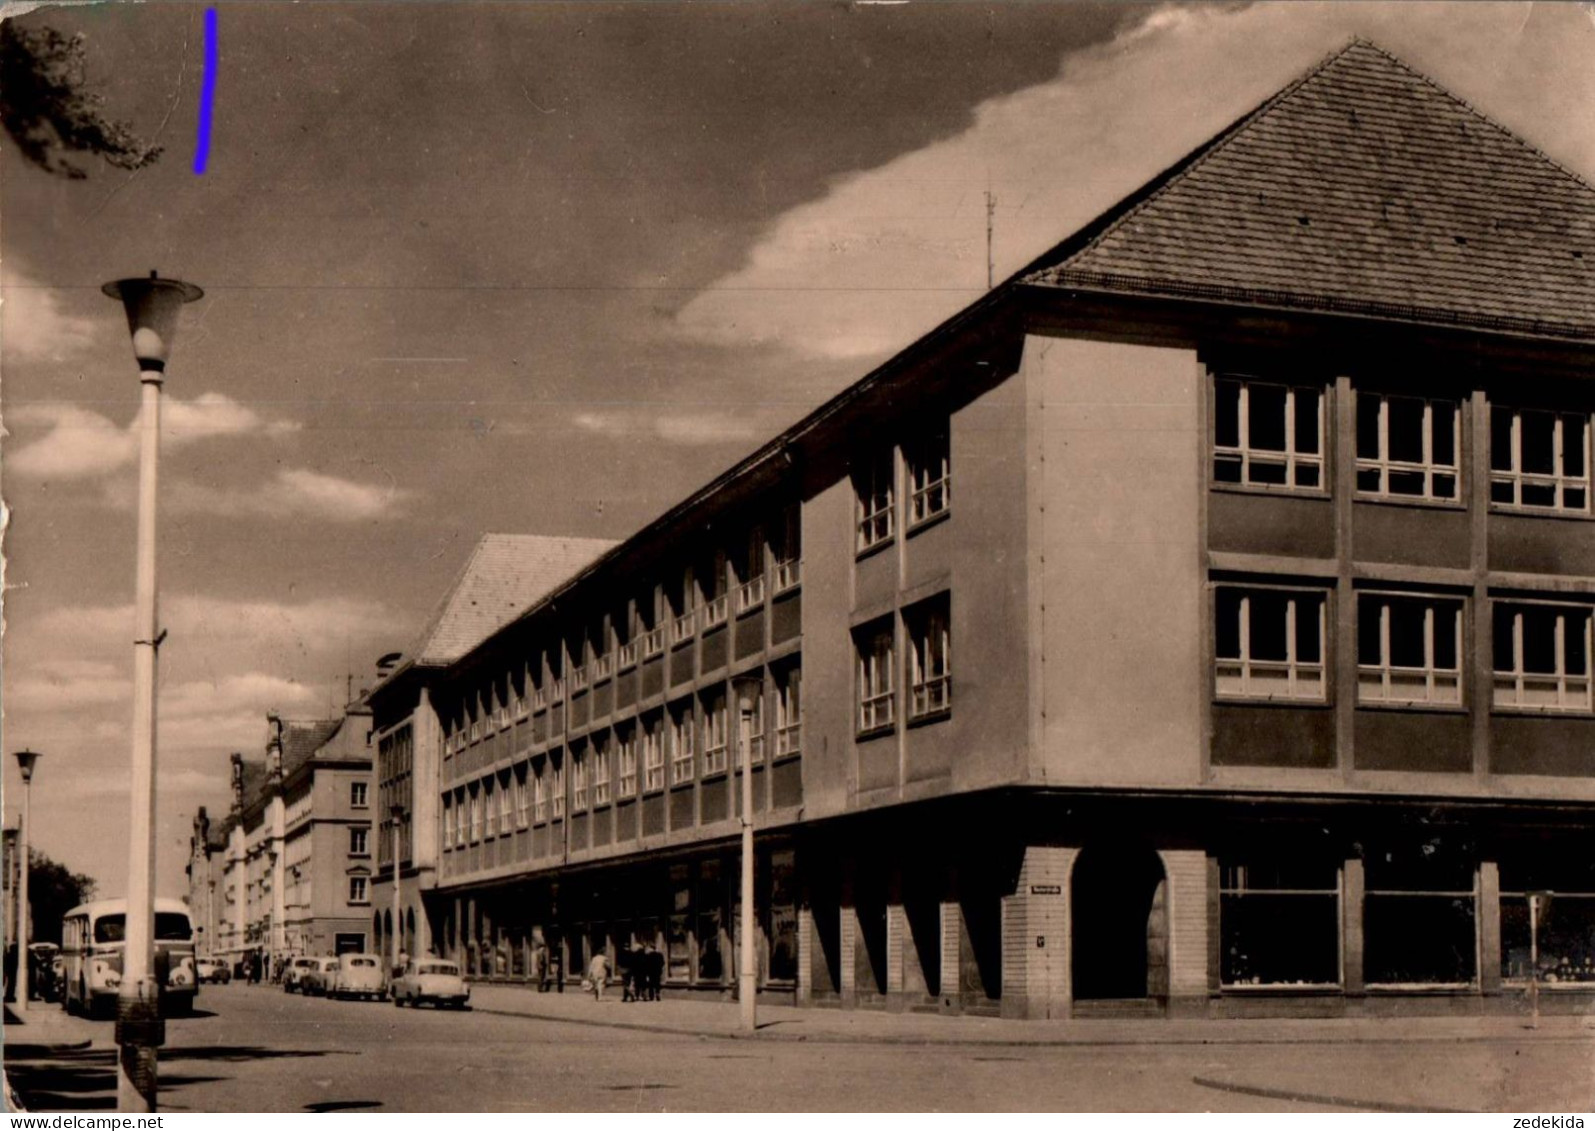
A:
[985, 188, 996, 291]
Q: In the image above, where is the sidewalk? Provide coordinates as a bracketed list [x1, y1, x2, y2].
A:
[466, 983, 1595, 1047]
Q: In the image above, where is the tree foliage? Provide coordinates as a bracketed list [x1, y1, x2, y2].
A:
[0, 20, 161, 179]
[25, 850, 96, 946]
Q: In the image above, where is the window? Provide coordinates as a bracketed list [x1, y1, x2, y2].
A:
[1356, 393, 1460, 501]
[736, 527, 766, 612]
[1491, 407, 1592, 513]
[454, 789, 466, 847]
[1364, 845, 1477, 986]
[906, 599, 951, 720]
[774, 665, 802, 757]
[532, 763, 549, 823]
[349, 876, 369, 904]
[349, 827, 369, 856]
[1213, 377, 1324, 489]
[670, 704, 695, 784]
[481, 777, 497, 838]
[350, 782, 369, 808]
[514, 768, 530, 828]
[907, 428, 950, 525]
[745, 684, 765, 764]
[551, 761, 566, 819]
[856, 620, 896, 734]
[673, 566, 698, 642]
[701, 551, 730, 629]
[592, 738, 612, 806]
[1220, 857, 1340, 987]
[498, 772, 513, 834]
[773, 502, 802, 594]
[468, 787, 482, 842]
[1357, 592, 1463, 705]
[855, 448, 895, 551]
[1214, 586, 1327, 701]
[1499, 856, 1595, 985]
[617, 728, 638, 798]
[1493, 601, 1593, 712]
[572, 749, 589, 810]
[702, 690, 728, 775]
[443, 799, 455, 849]
[643, 715, 665, 792]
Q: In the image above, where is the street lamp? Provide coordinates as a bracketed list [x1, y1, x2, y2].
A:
[390, 801, 407, 976]
[12, 750, 41, 1012]
[102, 271, 203, 1114]
[732, 675, 761, 1033]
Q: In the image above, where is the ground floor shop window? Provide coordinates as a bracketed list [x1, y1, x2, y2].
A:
[1364, 845, 1477, 986]
[668, 864, 692, 981]
[767, 849, 799, 984]
[1500, 857, 1595, 984]
[696, 859, 724, 982]
[1219, 857, 1340, 987]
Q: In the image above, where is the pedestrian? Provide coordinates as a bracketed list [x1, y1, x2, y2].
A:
[550, 946, 564, 993]
[645, 944, 664, 1001]
[532, 943, 548, 992]
[620, 945, 639, 1003]
[587, 949, 610, 1001]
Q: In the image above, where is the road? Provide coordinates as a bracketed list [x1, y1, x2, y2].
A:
[6, 985, 1593, 1112]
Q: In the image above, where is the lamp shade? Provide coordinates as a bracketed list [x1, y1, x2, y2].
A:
[101, 272, 203, 367]
[13, 749, 41, 784]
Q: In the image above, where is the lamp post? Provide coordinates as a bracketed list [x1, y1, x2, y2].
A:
[390, 801, 407, 977]
[732, 675, 761, 1033]
[12, 750, 41, 1012]
[103, 271, 203, 1114]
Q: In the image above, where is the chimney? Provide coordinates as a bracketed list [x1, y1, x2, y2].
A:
[266, 712, 284, 783]
[229, 753, 245, 816]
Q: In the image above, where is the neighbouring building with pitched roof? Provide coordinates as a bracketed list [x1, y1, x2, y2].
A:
[203, 703, 376, 971]
[368, 534, 617, 964]
[373, 41, 1595, 1017]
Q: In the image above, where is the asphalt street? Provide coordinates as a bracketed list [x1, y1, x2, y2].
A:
[5, 985, 1593, 1113]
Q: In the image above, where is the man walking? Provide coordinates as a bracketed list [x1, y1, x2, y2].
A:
[587, 948, 610, 1001]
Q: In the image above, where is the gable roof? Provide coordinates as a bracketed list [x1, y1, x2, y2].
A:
[1026, 40, 1595, 341]
[280, 718, 346, 779]
[412, 534, 618, 666]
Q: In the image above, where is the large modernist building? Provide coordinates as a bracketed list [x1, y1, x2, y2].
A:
[369, 41, 1595, 1017]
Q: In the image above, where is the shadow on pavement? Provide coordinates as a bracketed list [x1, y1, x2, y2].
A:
[304, 1100, 384, 1112]
[7, 1045, 351, 1112]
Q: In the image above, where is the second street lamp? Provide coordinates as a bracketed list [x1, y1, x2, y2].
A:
[103, 271, 203, 1114]
[390, 801, 407, 978]
[12, 750, 41, 1013]
[732, 674, 761, 1033]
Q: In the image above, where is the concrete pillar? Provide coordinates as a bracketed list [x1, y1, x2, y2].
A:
[1479, 860, 1502, 994]
[1343, 857, 1365, 997]
[795, 905, 815, 1004]
[1160, 848, 1209, 1016]
[938, 898, 961, 1012]
[999, 846, 1075, 1019]
[838, 904, 859, 1005]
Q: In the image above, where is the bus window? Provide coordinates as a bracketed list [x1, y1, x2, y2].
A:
[92, 913, 193, 944]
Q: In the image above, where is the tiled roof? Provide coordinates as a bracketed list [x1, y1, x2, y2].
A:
[236, 758, 268, 812]
[1026, 40, 1595, 340]
[413, 534, 618, 666]
[280, 718, 345, 780]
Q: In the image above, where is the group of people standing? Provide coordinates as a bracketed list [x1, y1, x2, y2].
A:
[583, 943, 665, 1002]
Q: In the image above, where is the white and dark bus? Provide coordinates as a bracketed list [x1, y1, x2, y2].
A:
[61, 898, 198, 1018]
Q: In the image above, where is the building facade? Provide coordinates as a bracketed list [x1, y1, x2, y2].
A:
[371, 41, 1595, 1017]
[185, 807, 229, 959]
[207, 705, 376, 969]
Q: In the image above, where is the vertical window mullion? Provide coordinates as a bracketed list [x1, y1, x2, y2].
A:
[1286, 596, 1298, 697]
[1284, 387, 1296, 481]
[1238, 384, 1249, 482]
[1514, 611, 1525, 703]
[1421, 401, 1433, 494]
[1380, 602, 1391, 698]
[1512, 412, 1523, 505]
[1378, 399, 1390, 494]
[1554, 417, 1565, 504]
[1240, 595, 1251, 696]
[1556, 613, 1568, 706]
[1423, 604, 1435, 697]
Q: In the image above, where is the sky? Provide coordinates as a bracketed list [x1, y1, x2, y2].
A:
[3, 0, 1593, 901]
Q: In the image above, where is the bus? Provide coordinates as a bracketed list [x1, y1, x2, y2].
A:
[61, 898, 199, 1019]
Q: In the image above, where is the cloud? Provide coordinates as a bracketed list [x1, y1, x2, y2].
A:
[159, 468, 413, 522]
[672, 2, 1595, 362]
[571, 408, 770, 447]
[7, 393, 300, 480]
[0, 267, 103, 363]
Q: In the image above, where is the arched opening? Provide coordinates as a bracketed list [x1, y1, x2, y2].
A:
[1071, 843, 1167, 1001]
[372, 911, 382, 956]
[406, 908, 416, 954]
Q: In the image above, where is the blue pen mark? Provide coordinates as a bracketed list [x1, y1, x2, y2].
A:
[192, 8, 218, 174]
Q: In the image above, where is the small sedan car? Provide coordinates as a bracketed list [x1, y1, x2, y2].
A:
[391, 959, 470, 1009]
[301, 957, 341, 996]
[284, 955, 320, 993]
[195, 959, 231, 985]
[329, 954, 387, 1001]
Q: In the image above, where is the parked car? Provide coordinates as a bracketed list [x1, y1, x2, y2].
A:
[329, 953, 386, 1001]
[301, 957, 340, 996]
[284, 956, 320, 993]
[391, 959, 470, 1009]
[195, 958, 231, 985]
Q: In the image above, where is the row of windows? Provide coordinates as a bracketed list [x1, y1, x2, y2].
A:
[1214, 376, 1594, 513]
[854, 594, 951, 736]
[1216, 585, 1595, 712]
[854, 428, 951, 553]
[441, 506, 803, 753]
[442, 667, 803, 849]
